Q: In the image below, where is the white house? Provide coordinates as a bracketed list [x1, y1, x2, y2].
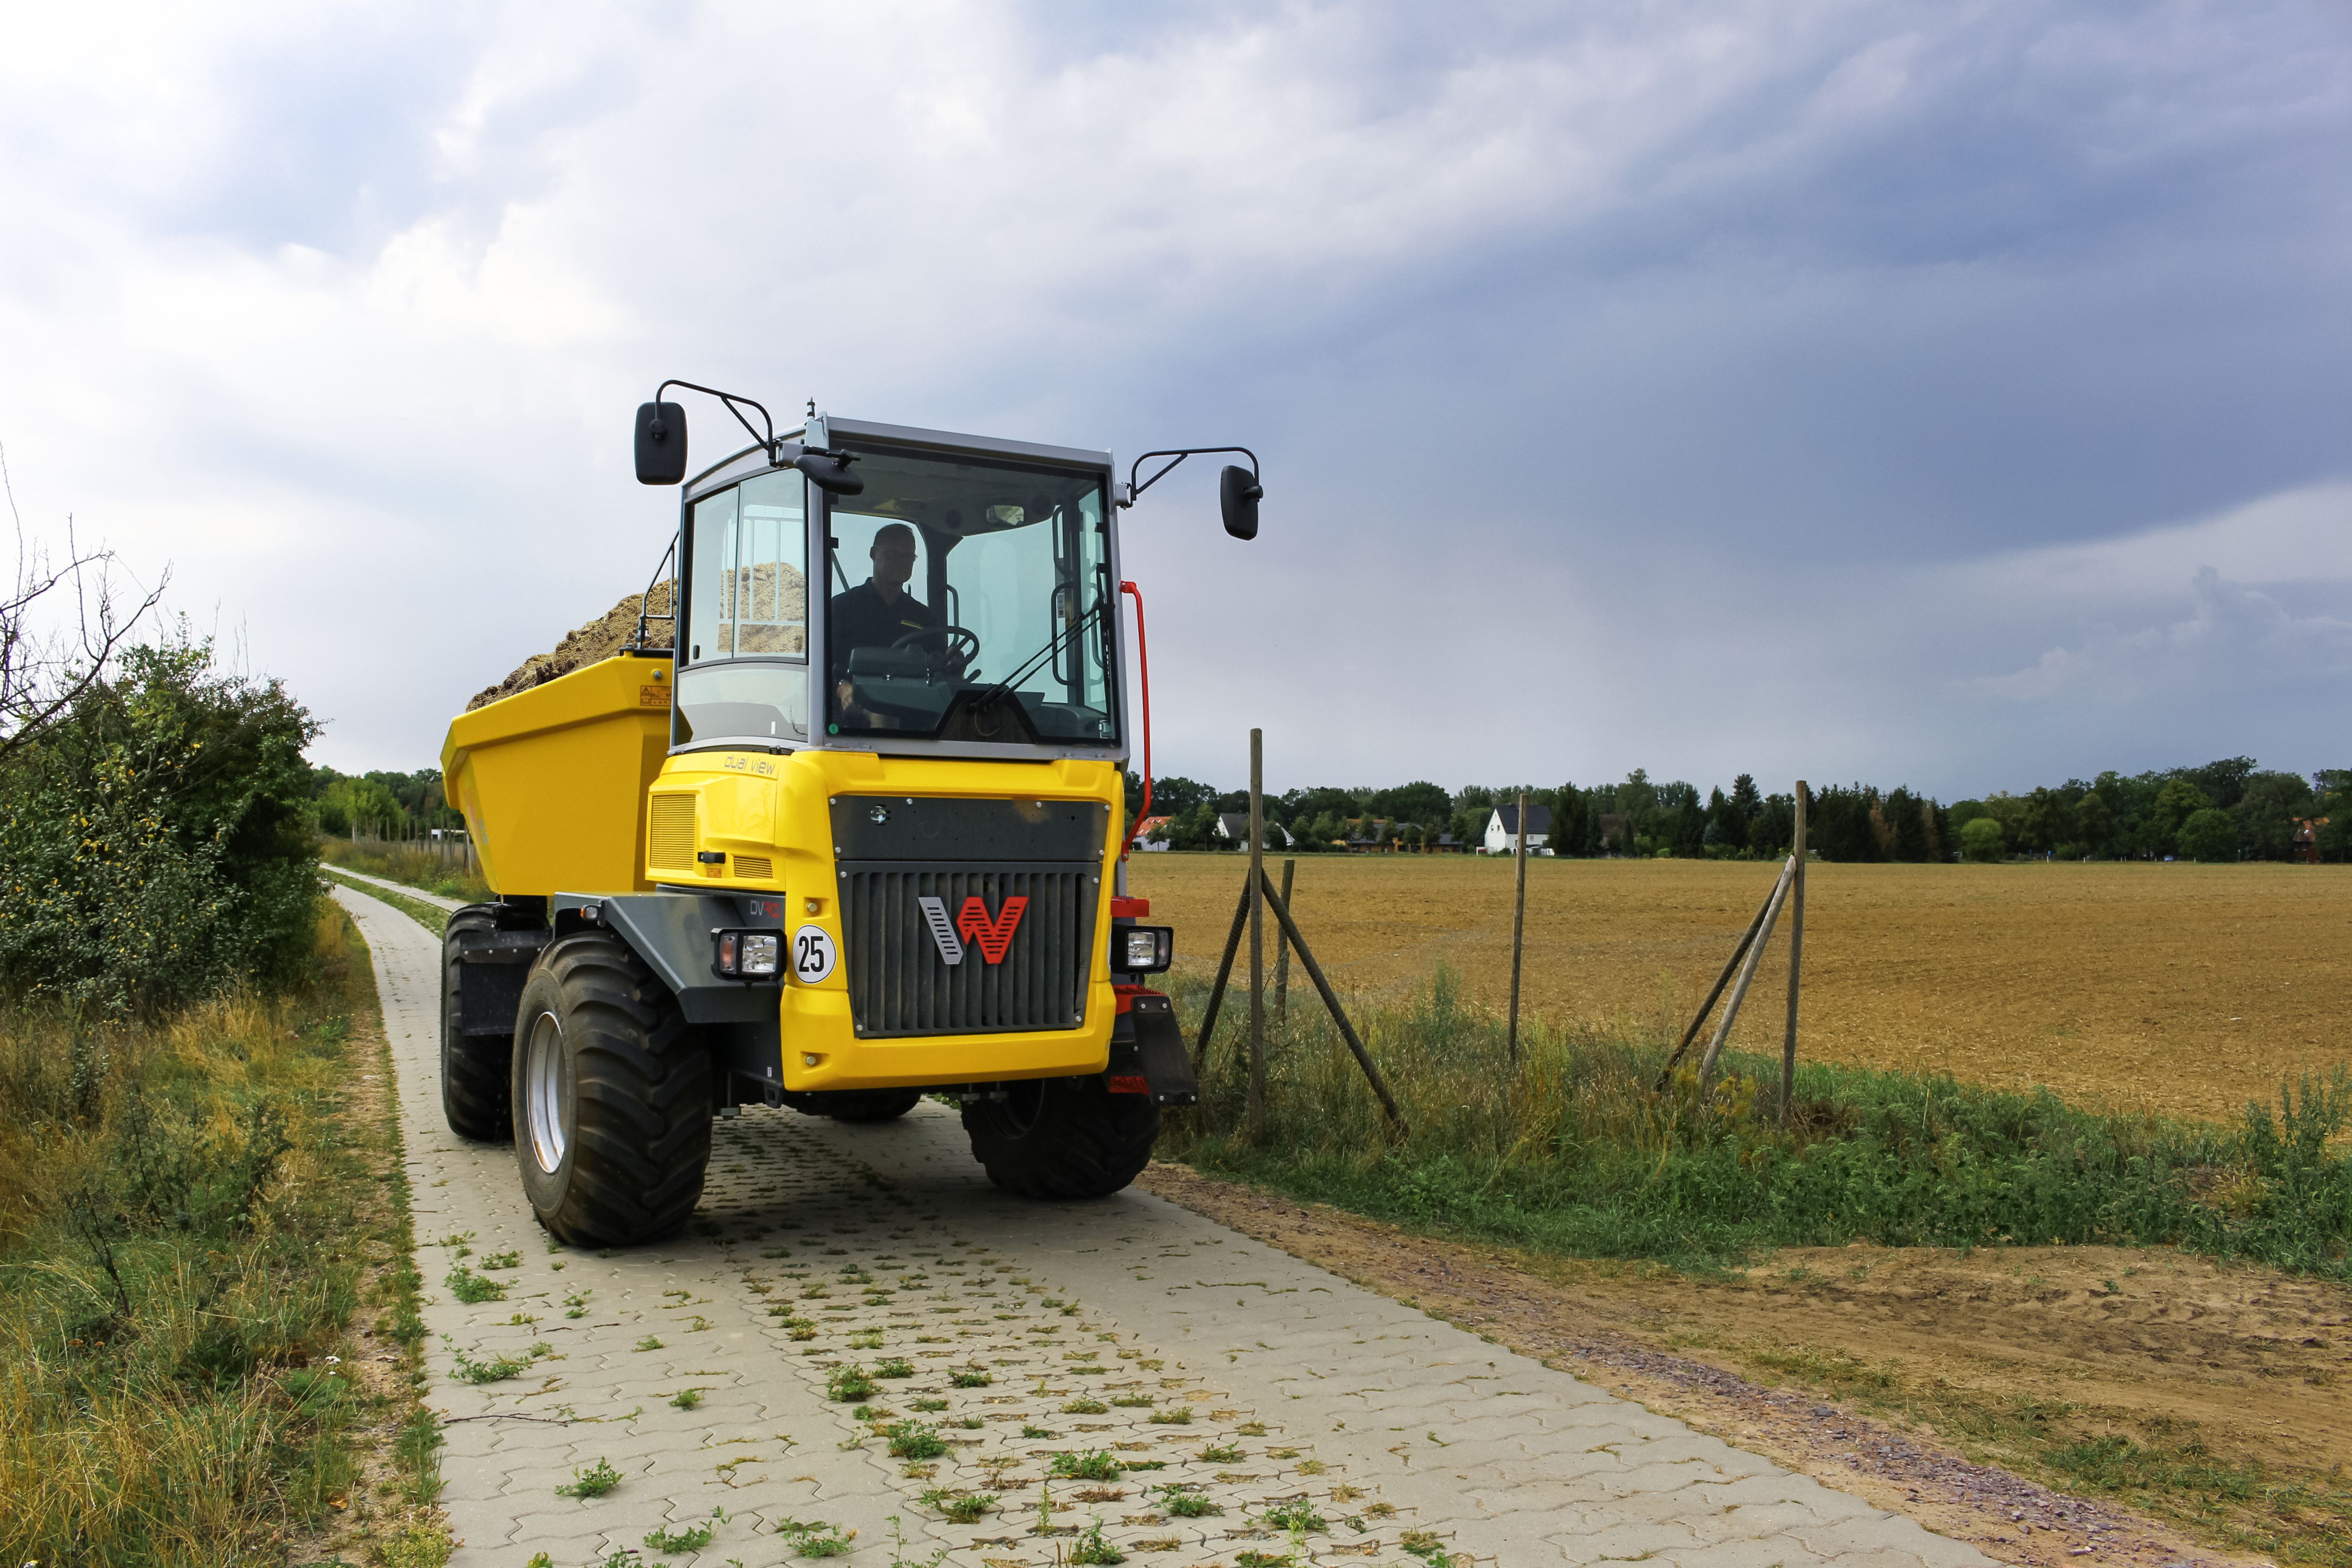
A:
[1484, 803, 1552, 856]
[1215, 813, 1293, 850]
[1134, 815, 1175, 850]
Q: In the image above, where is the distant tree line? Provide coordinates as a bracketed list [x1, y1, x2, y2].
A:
[308, 765, 465, 838]
[1122, 756, 2352, 864]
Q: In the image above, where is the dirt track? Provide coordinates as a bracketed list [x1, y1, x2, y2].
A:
[1140, 1165, 2349, 1568]
[1127, 856, 2352, 1125]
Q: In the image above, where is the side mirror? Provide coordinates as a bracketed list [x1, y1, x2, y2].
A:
[635, 402, 687, 485]
[1219, 464, 1262, 540]
[795, 450, 866, 497]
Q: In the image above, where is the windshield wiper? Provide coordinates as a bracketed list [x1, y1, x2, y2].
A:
[966, 601, 1107, 713]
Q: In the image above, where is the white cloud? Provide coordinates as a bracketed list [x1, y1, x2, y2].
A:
[0, 1, 2345, 794]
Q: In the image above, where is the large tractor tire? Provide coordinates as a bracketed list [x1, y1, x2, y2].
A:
[441, 904, 512, 1141]
[796, 1089, 923, 1123]
[961, 1076, 1158, 1200]
[510, 931, 714, 1246]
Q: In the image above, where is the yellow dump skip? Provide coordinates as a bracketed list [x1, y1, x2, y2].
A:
[442, 655, 673, 896]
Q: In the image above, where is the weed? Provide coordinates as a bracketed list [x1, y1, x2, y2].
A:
[876, 1356, 916, 1377]
[445, 1263, 508, 1303]
[565, 1288, 593, 1318]
[1199, 1443, 1245, 1463]
[636, 1335, 665, 1351]
[828, 1364, 878, 1401]
[556, 1457, 625, 1498]
[1108, 1394, 1155, 1407]
[646, 1520, 717, 1552]
[1234, 1553, 1289, 1568]
[1147, 1406, 1192, 1426]
[1023, 1424, 1056, 1439]
[1068, 1519, 1125, 1565]
[921, 1487, 999, 1523]
[1262, 1499, 1324, 1533]
[444, 1336, 543, 1384]
[912, 1396, 950, 1412]
[950, 1368, 992, 1387]
[1051, 1450, 1125, 1481]
[1399, 1529, 1451, 1567]
[886, 1514, 951, 1568]
[776, 1517, 856, 1558]
[888, 1422, 948, 1459]
[480, 1248, 521, 1269]
[1062, 1397, 1109, 1414]
[1157, 1485, 1222, 1518]
[671, 1387, 705, 1411]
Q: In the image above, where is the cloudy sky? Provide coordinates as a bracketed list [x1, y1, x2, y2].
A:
[3, 1, 2346, 799]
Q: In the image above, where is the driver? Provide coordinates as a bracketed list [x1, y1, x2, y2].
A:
[828, 524, 944, 654]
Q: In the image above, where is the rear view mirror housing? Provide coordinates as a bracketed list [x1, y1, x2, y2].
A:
[794, 450, 866, 496]
[1219, 464, 1261, 540]
[635, 401, 687, 485]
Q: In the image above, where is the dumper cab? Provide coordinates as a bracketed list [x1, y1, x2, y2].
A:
[439, 398, 1254, 1245]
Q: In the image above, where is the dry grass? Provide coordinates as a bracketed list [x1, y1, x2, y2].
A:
[1129, 854, 2352, 1124]
[0, 903, 447, 1565]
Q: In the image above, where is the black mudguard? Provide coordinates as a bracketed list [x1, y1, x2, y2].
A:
[1105, 990, 1197, 1107]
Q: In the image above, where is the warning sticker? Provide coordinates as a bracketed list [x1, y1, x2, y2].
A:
[639, 685, 670, 708]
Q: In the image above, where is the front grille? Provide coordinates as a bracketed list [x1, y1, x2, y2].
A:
[649, 794, 697, 870]
[840, 863, 1097, 1037]
[733, 854, 774, 880]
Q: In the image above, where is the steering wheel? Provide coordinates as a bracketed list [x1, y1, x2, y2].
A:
[892, 625, 980, 669]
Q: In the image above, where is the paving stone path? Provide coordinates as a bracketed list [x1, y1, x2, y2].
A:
[334, 883, 1996, 1568]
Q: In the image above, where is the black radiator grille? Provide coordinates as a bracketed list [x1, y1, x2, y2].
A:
[839, 862, 1097, 1038]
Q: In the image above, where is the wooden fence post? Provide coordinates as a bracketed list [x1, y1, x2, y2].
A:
[1507, 789, 1530, 1068]
[1781, 781, 1808, 1122]
[1273, 857, 1296, 1027]
[1246, 729, 1266, 1138]
[1695, 855, 1796, 1093]
[1257, 869, 1406, 1135]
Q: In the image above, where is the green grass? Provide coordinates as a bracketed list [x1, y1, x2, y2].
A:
[321, 866, 452, 936]
[318, 836, 491, 905]
[1161, 965, 2352, 1277]
[0, 902, 450, 1564]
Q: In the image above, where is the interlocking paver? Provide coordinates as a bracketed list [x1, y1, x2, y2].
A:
[337, 883, 2004, 1568]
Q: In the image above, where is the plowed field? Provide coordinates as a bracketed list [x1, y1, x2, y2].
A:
[1126, 855, 2352, 1125]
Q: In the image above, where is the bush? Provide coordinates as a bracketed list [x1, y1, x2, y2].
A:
[2178, 807, 2237, 863]
[0, 635, 320, 1015]
[1958, 816, 2006, 863]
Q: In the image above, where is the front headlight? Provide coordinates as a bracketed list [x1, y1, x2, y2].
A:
[1117, 925, 1174, 973]
[713, 927, 784, 980]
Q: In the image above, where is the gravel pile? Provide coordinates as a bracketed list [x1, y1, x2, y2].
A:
[467, 580, 673, 711]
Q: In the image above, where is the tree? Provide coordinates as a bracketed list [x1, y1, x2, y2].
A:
[1959, 816, 2006, 863]
[2233, 770, 2313, 861]
[1369, 780, 1450, 827]
[2, 516, 170, 765]
[1149, 775, 1217, 815]
[0, 632, 320, 1014]
[2148, 779, 2211, 855]
[2177, 807, 2236, 863]
[1702, 787, 1747, 853]
[2072, 790, 2113, 858]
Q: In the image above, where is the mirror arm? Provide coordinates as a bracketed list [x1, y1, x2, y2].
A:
[1122, 446, 1259, 508]
[655, 378, 776, 458]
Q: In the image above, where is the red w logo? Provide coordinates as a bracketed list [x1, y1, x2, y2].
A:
[955, 896, 1029, 965]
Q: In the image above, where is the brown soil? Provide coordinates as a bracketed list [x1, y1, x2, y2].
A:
[1137, 1162, 2352, 1568]
[468, 579, 674, 710]
[1126, 855, 2352, 1126]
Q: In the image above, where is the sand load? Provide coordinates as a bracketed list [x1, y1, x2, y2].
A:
[468, 580, 675, 711]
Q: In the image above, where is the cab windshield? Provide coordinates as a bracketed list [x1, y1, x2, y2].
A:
[825, 450, 1116, 747]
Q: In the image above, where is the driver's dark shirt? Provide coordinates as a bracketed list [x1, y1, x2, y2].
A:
[829, 580, 941, 655]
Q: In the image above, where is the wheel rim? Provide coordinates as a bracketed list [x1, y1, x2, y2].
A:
[524, 1009, 570, 1173]
[999, 1079, 1046, 1136]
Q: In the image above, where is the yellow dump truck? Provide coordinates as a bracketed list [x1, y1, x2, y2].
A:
[440, 390, 1259, 1245]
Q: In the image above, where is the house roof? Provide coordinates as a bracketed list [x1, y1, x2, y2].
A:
[1493, 803, 1552, 833]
